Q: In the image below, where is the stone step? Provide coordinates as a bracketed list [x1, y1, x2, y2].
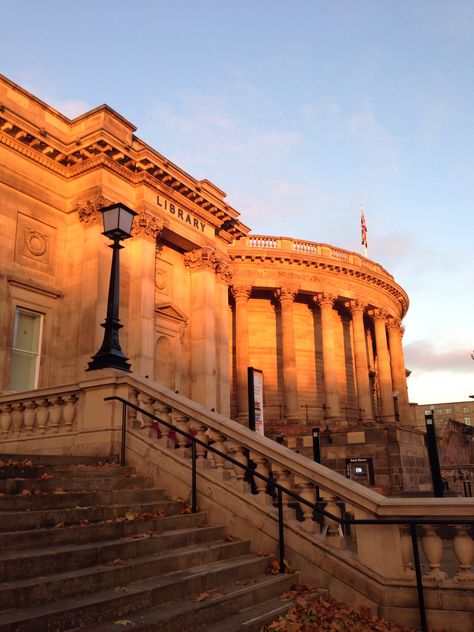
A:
[0, 553, 277, 631]
[0, 487, 167, 511]
[0, 464, 135, 481]
[0, 454, 118, 466]
[77, 572, 300, 632]
[0, 539, 252, 609]
[0, 523, 228, 582]
[0, 510, 209, 551]
[0, 499, 185, 531]
[0, 473, 152, 493]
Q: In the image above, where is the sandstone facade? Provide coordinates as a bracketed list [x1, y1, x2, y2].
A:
[0, 75, 429, 493]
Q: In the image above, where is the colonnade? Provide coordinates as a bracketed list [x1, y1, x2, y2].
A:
[231, 285, 410, 428]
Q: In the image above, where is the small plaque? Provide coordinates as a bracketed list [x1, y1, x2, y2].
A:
[347, 431, 366, 444]
[302, 435, 313, 448]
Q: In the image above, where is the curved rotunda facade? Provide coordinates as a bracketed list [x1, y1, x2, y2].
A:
[228, 236, 410, 434]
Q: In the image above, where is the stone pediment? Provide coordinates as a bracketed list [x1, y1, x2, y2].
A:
[155, 302, 188, 324]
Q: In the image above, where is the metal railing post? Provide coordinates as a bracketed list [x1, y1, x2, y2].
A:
[191, 441, 197, 513]
[120, 401, 127, 466]
[277, 487, 285, 573]
[410, 523, 427, 632]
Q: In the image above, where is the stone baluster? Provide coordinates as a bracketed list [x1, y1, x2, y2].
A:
[0, 404, 12, 435]
[23, 400, 37, 433]
[452, 525, 474, 582]
[139, 395, 156, 428]
[231, 285, 252, 424]
[190, 421, 208, 461]
[172, 412, 190, 450]
[153, 401, 172, 445]
[11, 403, 24, 433]
[127, 388, 140, 427]
[36, 399, 50, 433]
[207, 429, 226, 472]
[275, 287, 300, 421]
[49, 398, 64, 433]
[271, 463, 293, 514]
[399, 526, 415, 574]
[421, 525, 447, 581]
[63, 395, 77, 431]
[296, 478, 318, 533]
[322, 494, 344, 548]
[226, 440, 248, 491]
[250, 451, 271, 502]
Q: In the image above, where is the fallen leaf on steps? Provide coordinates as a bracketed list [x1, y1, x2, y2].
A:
[194, 590, 224, 602]
[114, 619, 134, 625]
[20, 489, 32, 496]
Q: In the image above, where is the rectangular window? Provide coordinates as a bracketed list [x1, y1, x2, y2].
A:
[463, 407, 470, 413]
[436, 409, 443, 414]
[445, 408, 452, 414]
[8, 308, 43, 391]
[464, 417, 471, 426]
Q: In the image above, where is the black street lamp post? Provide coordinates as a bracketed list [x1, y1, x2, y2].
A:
[87, 203, 137, 373]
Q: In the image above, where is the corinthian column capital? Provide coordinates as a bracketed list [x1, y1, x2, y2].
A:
[369, 308, 389, 323]
[275, 287, 298, 304]
[231, 285, 252, 302]
[345, 299, 367, 315]
[313, 292, 336, 309]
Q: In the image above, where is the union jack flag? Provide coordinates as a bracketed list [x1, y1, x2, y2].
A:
[361, 207, 368, 248]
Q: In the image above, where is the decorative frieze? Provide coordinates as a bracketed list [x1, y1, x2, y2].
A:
[76, 195, 112, 225]
[132, 211, 164, 241]
[184, 247, 231, 283]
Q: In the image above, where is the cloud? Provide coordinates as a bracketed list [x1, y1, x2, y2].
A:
[50, 99, 90, 119]
[404, 339, 473, 374]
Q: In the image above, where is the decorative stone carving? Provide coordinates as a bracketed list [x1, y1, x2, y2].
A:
[132, 211, 164, 241]
[184, 247, 230, 278]
[24, 229, 48, 257]
[313, 292, 336, 308]
[76, 195, 112, 225]
[275, 287, 298, 304]
[346, 299, 367, 315]
[231, 285, 252, 302]
[15, 212, 56, 273]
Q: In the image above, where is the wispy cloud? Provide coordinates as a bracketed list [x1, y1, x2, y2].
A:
[50, 99, 90, 118]
[405, 339, 473, 373]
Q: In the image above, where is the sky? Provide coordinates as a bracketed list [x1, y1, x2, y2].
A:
[2, 0, 473, 405]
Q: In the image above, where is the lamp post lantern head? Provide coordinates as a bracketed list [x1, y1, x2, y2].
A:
[100, 203, 137, 241]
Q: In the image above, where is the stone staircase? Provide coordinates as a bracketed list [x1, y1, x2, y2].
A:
[0, 455, 301, 631]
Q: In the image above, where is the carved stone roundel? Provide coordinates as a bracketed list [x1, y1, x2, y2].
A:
[25, 230, 47, 257]
[155, 268, 167, 291]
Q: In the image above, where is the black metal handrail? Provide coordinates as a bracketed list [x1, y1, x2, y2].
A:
[105, 395, 474, 632]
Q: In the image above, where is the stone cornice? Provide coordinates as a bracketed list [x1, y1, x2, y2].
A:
[0, 107, 248, 239]
[229, 241, 409, 317]
[7, 275, 63, 299]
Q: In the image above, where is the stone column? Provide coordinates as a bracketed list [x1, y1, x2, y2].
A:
[128, 210, 164, 377]
[387, 318, 410, 425]
[314, 293, 340, 419]
[215, 262, 232, 417]
[275, 288, 300, 421]
[347, 300, 374, 424]
[231, 285, 252, 423]
[184, 247, 220, 411]
[370, 310, 395, 423]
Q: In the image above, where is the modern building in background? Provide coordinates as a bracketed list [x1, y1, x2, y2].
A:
[1, 74, 469, 495]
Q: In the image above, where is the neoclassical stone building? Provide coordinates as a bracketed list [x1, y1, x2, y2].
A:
[0, 75, 429, 493]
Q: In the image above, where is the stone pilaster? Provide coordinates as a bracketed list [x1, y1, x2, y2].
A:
[184, 247, 220, 411]
[370, 310, 395, 424]
[347, 300, 374, 424]
[275, 287, 300, 422]
[314, 293, 340, 419]
[231, 285, 252, 424]
[387, 318, 410, 425]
